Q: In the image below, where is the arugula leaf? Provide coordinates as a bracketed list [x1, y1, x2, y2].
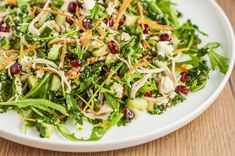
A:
[88, 126, 107, 141]
[66, 94, 77, 111]
[90, 4, 101, 20]
[208, 50, 228, 74]
[88, 112, 123, 141]
[104, 93, 120, 111]
[57, 124, 82, 141]
[176, 54, 200, 68]
[36, 120, 54, 138]
[157, 1, 179, 26]
[0, 99, 67, 114]
[142, 0, 165, 22]
[197, 42, 228, 74]
[25, 73, 52, 98]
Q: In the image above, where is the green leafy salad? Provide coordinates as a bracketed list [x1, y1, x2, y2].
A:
[0, 0, 228, 141]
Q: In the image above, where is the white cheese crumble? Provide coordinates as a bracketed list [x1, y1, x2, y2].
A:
[159, 76, 175, 95]
[111, 82, 124, 98]
[121, 32, 131, 41]
[157, 41, 174, 57]
[106, 1, 117, 15]
[83, 0, 96, 10]
[20, 56, 33, 68]
[36, 70, 45, 79]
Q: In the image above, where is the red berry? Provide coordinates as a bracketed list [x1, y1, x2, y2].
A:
[70, 59, 81, 67]
[107, 18, 114, 27]
[100, 65, 108, 75]
[160, 33, 172, 41]
[66, 17, 74, 25]
[0, 23, 10, 32]
[68, 2, 82, 12]
[176, 86, 190, 94]
[108, 40, 119, 54]
[118, 15, 126, 27]
[123, 107, 135, 120]
[180, 72, 188, 82]
[35, 3, 44, 8]
[143, 24, 150, 34]
[144, 92, 152, 97]
[10, 63, 22, 75]
[83, 19, 93, 29]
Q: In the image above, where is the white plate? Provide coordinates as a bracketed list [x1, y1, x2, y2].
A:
[0, 0, 234, 152]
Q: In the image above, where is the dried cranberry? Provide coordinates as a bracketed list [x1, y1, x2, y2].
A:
[35, 3, 44, 8]
[160, 33, 172, 41]
[68, 2, 82, 12]
[10, 63, 22, 75]
[144, 92, 152, 97]
[83, 19, 93, 29]
[66, 17, 74, 25]
[70, 59, 81, 67]
[107, 18, 114, 27]
[0, 23, 10, 32]
[180, 72, 188, 82]
[123, 107, 135, 120]
[176, 86, 190, 94]
[108, 40, 119, 54]
[100, 65, 108, 75]
[118, 15, 126, 27]
[143, 24, 150, 34]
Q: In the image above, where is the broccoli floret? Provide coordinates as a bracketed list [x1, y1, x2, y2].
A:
[36, 120, 54, 138]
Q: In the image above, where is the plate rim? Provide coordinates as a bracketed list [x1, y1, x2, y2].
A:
[0, 0, 234, 152]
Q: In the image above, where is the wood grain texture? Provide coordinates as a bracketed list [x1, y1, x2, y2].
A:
[0, 0, 235, 155]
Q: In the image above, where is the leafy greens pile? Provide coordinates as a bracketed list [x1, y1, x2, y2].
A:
[0, 0, 228, 141]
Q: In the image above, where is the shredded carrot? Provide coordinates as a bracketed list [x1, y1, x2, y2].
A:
[0, 56, 18, 70]
[174, 48, 189, 54]
[139, 55, 152, 62]
[32, 66, 58, 73]
[94, 15, 107, 28]
[76, 7, 81, 21]
[55, 39, 80, 44]
[142, 40, 152, 50]
[142, 19, 174, 31]
[42, 9, 86, 32]
[97, 26, 107, 36]
[137, 1, 144, 29]
[66, 67, 80, 80]
[114, 0, 133, 30]
[75, 7, 84, 26]
[80, 30, 92, 48]
[127, 60, 150, 75]
[7, 0, 17, 6]
[1, 49, 19, 54]
[30, 6, 37, 17]
[87, 57, 98, 65]
[23, 44, 40, 56]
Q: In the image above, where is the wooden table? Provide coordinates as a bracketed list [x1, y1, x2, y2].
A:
[1, 0, 235, 155]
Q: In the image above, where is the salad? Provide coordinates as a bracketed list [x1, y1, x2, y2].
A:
[0, 0, 228, 141]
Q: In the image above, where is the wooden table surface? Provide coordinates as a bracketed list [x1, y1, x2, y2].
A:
[1, 0, 235, 155]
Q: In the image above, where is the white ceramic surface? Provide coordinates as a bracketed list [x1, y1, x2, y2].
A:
[0, 0, 234, 152]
